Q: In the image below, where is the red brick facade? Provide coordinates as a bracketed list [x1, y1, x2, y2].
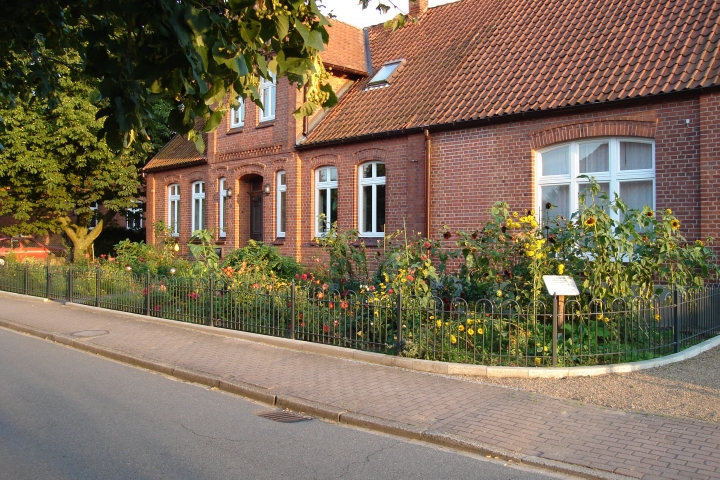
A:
[145, 86, 720, 261]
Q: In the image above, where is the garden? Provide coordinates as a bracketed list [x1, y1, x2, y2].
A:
[1, 181, 719, 367]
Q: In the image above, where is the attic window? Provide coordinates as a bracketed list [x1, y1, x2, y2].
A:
[367, 60, 403, 88]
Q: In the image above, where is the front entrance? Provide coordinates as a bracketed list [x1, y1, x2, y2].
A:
[249, 194, 263, 241]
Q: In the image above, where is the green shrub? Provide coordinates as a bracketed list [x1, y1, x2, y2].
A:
[222, 240, 301, 281]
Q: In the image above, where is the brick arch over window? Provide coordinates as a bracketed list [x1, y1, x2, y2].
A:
[186, 169, 205, 183]
[162, 174, 180, 185]
[308, 154, 338, 170]
[529, 120, 657, 150]
[353, 148, 387, 164]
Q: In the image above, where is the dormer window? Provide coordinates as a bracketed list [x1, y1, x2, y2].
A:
[367, 60, 403, 88]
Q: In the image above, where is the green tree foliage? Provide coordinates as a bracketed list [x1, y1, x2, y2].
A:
[0, 56, 171, 261]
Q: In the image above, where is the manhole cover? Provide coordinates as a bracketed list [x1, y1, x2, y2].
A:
[70, 330, 110, 338]
[256, 410, 312, 423]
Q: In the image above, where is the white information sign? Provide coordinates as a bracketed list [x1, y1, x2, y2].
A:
[543, 275, 579, 296]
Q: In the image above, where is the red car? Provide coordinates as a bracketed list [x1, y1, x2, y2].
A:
[0, 237, 66, 266]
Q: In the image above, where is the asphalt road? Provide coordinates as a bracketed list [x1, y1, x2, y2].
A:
[0, 327, 573, 480]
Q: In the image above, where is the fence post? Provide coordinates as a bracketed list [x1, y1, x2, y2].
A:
[95, 267, 101, 307]
[67, 264, 73, 303]
[395, 290, 403, 355]
[673, 286, 680, 354]
[46, 263, 51, 300]
[290, 280, 296, 340]
[145, 270, 151, 316]
[24, 263, 29, 295]
[208, 275, 214, 327]
[552, 295, 558, 367]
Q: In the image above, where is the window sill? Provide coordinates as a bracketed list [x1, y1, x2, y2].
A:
[256, 120, 275, 129]
[352, 238, 381, 248]
[227, 127, 244, 135]
[272, 237, 285, 246]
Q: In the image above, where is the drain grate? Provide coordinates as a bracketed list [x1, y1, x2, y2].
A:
[256, 410, 313, 423]
[70, 330, 109, 338]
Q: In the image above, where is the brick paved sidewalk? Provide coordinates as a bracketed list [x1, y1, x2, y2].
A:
[1, 292, 719, 480]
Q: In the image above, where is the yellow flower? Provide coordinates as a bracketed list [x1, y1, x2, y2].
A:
[557, 264, 565, 275]
[477, 327, 483, 335]
[696, 239, 705, 247]
[467, 328, 475, 336]
[512, 211, 519, 218]
[466, 319, 474, 325]
[535, 357, 542, 366]
[526, 250, 535, 257]
[436, 320, 443, 328]
[458, 325, 465, 332]
[654, 314, 660, 321]
[665, 208, 672, 215]
[671, 219, 680, 230]
[584, 217, 596, 227]
[450, 334, 457, 345]
[496, 290, 503, 297]
[357, 331, 363, 336]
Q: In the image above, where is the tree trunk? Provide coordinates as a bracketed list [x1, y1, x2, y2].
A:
[59, 213, 110, 262]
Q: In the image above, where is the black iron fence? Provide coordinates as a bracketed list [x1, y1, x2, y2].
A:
[1, 262, 719, 367]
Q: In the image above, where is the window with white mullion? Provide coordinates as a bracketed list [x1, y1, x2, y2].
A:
[537, 138, 655, 224]
[277, 171, 287, 238]
[218, 178, 228, 238]
[315, 166, 338, 236]
[259, 73, 276, 122]
[191, 181, 205, 232]
[168, 184, 180, 236]
[230, 98, 244, 128]
[358, 162, 386, 236]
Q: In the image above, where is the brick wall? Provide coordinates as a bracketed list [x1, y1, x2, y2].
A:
[147, 91, 716, 265]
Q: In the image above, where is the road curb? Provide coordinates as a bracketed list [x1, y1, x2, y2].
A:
[0, 314, 633, 480]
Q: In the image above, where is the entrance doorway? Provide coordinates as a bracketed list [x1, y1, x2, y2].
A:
[248, 178, 263, 241]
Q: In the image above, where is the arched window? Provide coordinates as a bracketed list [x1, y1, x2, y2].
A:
[168, 184, 180, 236]
[277, 171, 286, 238]
[315, 166, 338, 236]
[536, 138, 654, 223]
[358, 162, 386, 236]
[191, 181, 205, 232]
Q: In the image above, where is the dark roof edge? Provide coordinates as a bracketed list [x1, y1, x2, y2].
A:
[298, 86, 720, 149]
[323, 62, 368, 78]
[144, 158, 208, 173]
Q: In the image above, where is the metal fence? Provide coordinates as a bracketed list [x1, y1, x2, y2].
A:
[1, 262, 719, 367]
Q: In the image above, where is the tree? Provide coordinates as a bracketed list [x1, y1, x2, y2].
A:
[0, 56, 171, 261]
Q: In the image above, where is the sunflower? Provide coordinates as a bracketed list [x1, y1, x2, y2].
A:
[646, 210, 654, 218]
[671, 219, 680, 230]
[584, 217, 597, 227]
[665, 208, 673, 215]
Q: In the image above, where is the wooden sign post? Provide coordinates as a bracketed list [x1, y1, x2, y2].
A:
[543, 275, 579, 366]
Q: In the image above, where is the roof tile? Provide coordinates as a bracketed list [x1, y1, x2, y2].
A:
[304, 0, 720, 146]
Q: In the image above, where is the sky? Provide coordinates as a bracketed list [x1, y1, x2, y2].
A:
[318, 0, 459, 28]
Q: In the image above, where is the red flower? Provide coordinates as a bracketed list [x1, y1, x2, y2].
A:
[340, 301, 349, 310]
[407, 275, 414, 282]
[187, 292, 199, 300]
[154, 305, 161, 311]
[298, 313, 304, 319]
[142, 288, 148, 296]
[323, 325, 330, 333]
[299, 321, 306, 327]
[301, 274, 308, 281]
[388, 288, 395, 294]
[334, 320, 339, 326]
[424, 241, 431, 249]
[328, 302, 334, 309]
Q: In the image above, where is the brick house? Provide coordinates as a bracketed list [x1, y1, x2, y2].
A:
[143, 0, 720, 262]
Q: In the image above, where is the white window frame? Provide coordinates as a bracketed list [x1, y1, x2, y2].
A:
[168, 184, 180, 236]
[258, 73, 276, 122]
[88, 202, 99, 230]
[218, 178, 228, 238]
[126, 202, 143, 230]
[315, 166, 338, 237]
[230, 97, 245, 128]
[536, 137, 655, 222]
[358, 162, 386, 237]
[276, 171, 286, 238]
[191, 181, 205, 232]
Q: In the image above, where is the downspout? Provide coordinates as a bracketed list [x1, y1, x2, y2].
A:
[424, 129, 431, 237]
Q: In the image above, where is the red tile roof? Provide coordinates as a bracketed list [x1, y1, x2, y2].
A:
[144, 132, 208, 172]
[322, 20, 367, 76]
[303, 0, 720, 145]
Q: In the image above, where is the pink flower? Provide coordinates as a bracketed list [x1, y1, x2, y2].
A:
[187, 292, 199, 300]
[154, 305, 161, 311]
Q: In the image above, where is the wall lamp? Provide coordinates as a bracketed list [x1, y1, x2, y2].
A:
[263, 183, 271, 195]
[225, 188, 233, 197]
